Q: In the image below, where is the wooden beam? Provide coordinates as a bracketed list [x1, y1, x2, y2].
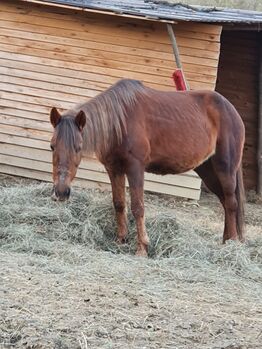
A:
[256, 36, 262, 193]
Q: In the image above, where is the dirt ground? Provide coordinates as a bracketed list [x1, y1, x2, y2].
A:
[0, 175, 261, 349]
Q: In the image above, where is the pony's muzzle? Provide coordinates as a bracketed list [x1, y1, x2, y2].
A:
[51, 185, 71, 201]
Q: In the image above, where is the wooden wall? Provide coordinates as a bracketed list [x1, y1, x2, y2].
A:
[0, 0, 222, 199]
[216, 31, 260, 190]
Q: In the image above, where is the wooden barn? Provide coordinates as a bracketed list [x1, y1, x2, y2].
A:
[0, 0, 261, 199]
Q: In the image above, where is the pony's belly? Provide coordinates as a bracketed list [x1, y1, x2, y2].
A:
[145, 161, 191, 175]
[145, 149, 215, 175]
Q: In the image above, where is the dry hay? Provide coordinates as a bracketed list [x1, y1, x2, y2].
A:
[0, 176, 262, 348]
[1, 180, 261, 271]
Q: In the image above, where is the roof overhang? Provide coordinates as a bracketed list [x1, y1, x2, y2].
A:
[18, 0, 262, 27]
[18, 0, 177, 23]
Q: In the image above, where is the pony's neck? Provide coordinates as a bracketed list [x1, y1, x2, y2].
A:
[82, 80, 147, 157]
[66, 79, 147, 157]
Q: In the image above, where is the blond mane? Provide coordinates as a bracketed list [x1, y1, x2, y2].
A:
[62, 79, 147, 157]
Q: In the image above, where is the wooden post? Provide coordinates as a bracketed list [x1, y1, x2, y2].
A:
[167, 24, 190, 90]
[258, 34, 262, 196]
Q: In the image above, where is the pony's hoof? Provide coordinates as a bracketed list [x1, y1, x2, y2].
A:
[116, 237, 128, 245]
[223, 234, 238, 244]
[135, 248, 148, 257]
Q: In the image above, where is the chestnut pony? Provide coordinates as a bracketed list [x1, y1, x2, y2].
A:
[50, 79, 245, 256]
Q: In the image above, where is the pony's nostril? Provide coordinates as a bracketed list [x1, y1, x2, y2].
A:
[52, 185, 70, 201]
[66, 187, 71, 198]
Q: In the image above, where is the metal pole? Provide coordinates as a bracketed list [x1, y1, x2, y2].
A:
[167, 23, 190, 90]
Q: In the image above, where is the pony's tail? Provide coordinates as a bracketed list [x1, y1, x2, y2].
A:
[236, 164, 245, 241]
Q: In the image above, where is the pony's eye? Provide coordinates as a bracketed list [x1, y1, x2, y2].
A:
[50, 144, 54, 151]
[75, 146, 81, 153]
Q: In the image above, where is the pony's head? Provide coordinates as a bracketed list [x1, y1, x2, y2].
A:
[50, 107, 86, 201]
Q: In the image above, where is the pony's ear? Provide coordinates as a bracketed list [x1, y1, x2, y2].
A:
[50, 107, 61, 128]
[75, 110, 86, 131]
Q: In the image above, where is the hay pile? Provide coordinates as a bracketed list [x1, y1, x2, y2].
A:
[1, 176, 262, 349]
[0, 178, 261, 280]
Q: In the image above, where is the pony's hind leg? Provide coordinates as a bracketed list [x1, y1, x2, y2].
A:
[215, 171, 238, 242]
[195, 159, 224, 203]
[195, 160, 228, 238]
[106, 167, 128, 244]
[195, 158, 241, 242]
[211, 155, 244, 243]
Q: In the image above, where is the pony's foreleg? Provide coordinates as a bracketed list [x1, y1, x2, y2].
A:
[126, 163, 149, 257]
[106, 169, 128, 244]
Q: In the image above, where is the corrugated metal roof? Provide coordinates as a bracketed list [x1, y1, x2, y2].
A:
[28, 0, 262, 24]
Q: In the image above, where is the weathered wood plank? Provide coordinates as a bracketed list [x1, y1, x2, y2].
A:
[0, 132, 49, 150]
[0, 50, 216, 90]
[0, 28, 219, 67]
[0, 27, 220, 62]
[0, 61, 108, 90]
[0, 90, 76, 110]
[0, 4, 221, 42]
[0, 44, 216, 87]
[0, 72, 102, 98]
[0, 58, 170, 92]
[0, 17, 220, 53]
[0, 1, 221, 36]
[0, 154, 200, 199]
[0, 46, 175, 87]
[0, 108, 49, 122]
[0, 142, 200, 188]
[0, 98, 53, 115]
[0, 35, 219, 77]
[1, 163, 200, 198]
[0, 54, 118, 88]
[0, 114, 51, 131]
[0, 164, 111, 191]
[0, 58, 215, 92]
[0, 123, 51, 141]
